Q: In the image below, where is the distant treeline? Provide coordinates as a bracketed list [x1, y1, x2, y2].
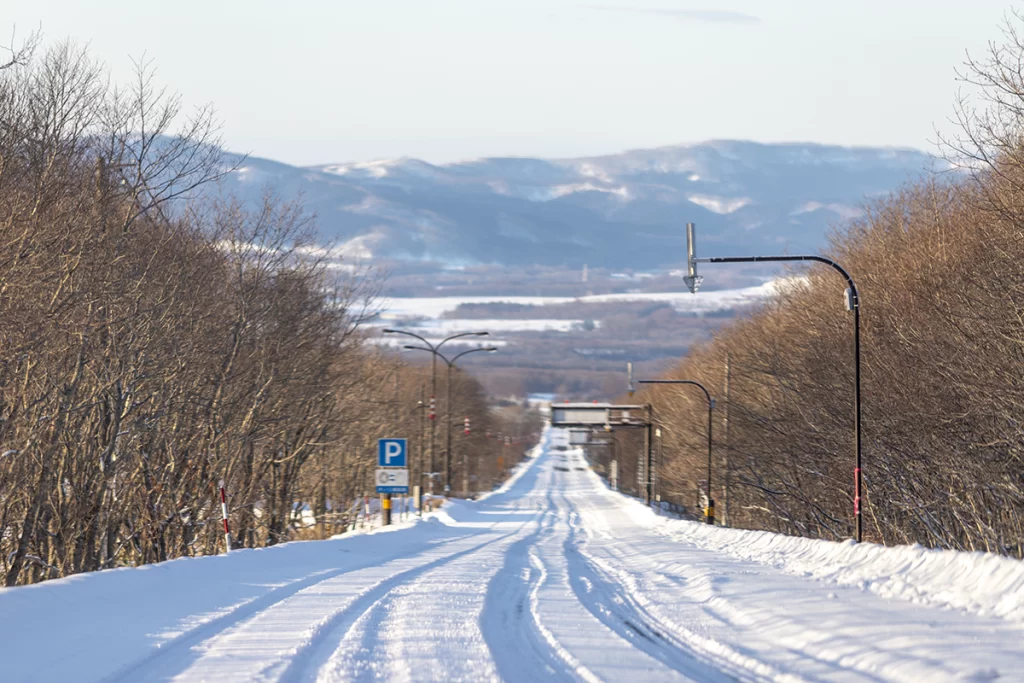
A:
[0, 39, 537, 586]
[625, 17, 1024, 556]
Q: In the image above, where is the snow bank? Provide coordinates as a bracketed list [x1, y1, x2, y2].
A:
[668, 523, 1024, 621]
[610, 483, 1024, 623]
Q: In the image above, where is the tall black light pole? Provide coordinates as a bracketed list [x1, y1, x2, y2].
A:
[630, 373, 716, 524]
[403, 344, 497, 496]
[684, 221, 864, 542]
[383, 329, 489, 495]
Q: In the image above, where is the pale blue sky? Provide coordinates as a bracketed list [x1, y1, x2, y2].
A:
[4, 1, 1016, 164]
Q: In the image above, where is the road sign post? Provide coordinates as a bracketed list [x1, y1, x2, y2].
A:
[377, 439, 409, 526]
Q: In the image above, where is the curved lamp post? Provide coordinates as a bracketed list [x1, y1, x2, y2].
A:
[684, 221, 864, 542]
[630, 371, 716, 524]
[403, 344, 498, 496]
[383, 329, 488, 493]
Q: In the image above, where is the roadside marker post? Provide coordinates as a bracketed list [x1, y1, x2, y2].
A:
[219, 480, 232, 553]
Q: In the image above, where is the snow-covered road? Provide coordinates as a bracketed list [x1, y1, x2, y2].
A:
[3, 430, 1024, 682]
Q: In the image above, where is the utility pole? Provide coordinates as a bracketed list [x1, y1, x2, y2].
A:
[643, 405, 653, 505]
[429, 355, 437, 495]
[723, 354, 732, 528]
[445, 361, 453, 495]
[417, 385, 425, 515]
[461, 416, 471, 496]
[654, 427, 663, 505]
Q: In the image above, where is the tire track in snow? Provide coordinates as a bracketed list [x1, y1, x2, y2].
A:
[274, 528, 520, 683]
[98, 560, 402, 683]
[479, 487, 576, 682]
[562, 476, 879, 683]
[557, 502, 739, 681]
[560, 498, 802, 683]
[318, 520, 539, 682]
[107, 530, 491, 683]
[289, 470, 553, 682]
[486, 466, 699, 682]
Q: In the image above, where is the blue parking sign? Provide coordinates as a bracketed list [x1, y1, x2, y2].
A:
[378, 438, 407, 467]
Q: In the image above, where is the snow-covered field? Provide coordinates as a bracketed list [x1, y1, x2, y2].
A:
[2, 428, 1022, 682]
[373, 318, 595, 336]
[378, 282, 777, 321]
[369, 281, 778, 345]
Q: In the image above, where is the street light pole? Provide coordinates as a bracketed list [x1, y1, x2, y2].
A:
[633, 378, 716, 524]
[403, 344, 498, 497]
[383, 329, 489, 496]
[684, 222, 864, 542]
[445, 359, 453, 494]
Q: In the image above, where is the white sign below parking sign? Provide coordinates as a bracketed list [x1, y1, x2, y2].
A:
[376, 469, 409, 493]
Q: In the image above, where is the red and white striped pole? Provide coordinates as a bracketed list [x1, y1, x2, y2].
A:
[219, 479, 232, 552]
[464, 416, 471, 435]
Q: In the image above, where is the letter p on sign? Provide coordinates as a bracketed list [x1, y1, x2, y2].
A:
[378, 438, 407, 468]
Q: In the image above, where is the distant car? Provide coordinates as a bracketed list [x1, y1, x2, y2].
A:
[554, 445, 568, 451]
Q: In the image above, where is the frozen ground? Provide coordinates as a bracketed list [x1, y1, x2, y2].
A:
[2, 429, 1023, 682]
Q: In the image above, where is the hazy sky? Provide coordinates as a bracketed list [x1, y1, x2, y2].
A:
[3, 1, 1016, 165]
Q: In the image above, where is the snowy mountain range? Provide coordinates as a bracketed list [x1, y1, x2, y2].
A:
[220, 140, 940, 268]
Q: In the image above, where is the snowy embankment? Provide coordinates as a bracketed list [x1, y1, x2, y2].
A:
[673, 521, 1024, 621]
[609, 472, 1024, 624]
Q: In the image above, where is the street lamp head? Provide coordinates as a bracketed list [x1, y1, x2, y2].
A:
[485, 347, 498, 352]
[475, 331, 490, 336]
[383, 328, 397, 334]
[684, 221, 703, 294]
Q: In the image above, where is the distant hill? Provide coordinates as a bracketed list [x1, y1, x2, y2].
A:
[219, 140, 940, 269]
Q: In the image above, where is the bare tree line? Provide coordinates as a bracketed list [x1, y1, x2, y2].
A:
[627, 16, 1024, 556]
[0, 40, 536, 586]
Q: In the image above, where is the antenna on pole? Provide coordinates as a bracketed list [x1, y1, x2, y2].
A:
[684, 221, 703, 294]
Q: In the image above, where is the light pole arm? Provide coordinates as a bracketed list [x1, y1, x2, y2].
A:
[695, 255, 859, 309]
[437, 331, 490, 352]
[403, 345, 440, 360]
[451, 346, 498, 364]
[636, 379, 712, 407]
[383, 328, 435, 349]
